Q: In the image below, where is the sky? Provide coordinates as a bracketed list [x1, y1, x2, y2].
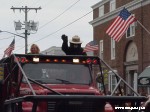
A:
[0, 0, 101, 58]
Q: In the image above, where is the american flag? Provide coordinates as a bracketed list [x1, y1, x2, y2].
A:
[106, 8, 136, 42]
[83, 40, 98, 52]
[4, 38, 15, 57]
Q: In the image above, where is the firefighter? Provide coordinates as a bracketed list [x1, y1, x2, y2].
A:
[61, 34, 86, 55]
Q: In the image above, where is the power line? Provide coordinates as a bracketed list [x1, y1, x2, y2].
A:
[0, 36, 24, 51]
[32, 0, 55, 20]
[0, 36, 13, 40]
[30, 0, 41, 7]
[39, 0, 81, 29]
[0, 36, 14, 50]
[10, 0, 83, 52]
[15, 0, 25, 6]
[0, 36, 23, 50]
[14, 10, 92, 53]
[30, 10, 92, 44]
[0, 45, 23, 50]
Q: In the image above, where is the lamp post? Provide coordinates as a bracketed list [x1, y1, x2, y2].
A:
[0, 30, 27, 53]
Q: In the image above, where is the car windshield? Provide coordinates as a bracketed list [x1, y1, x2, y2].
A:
[22, 63, 92, 85]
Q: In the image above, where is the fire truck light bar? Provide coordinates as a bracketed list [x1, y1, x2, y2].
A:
[15, 56, 99, 65]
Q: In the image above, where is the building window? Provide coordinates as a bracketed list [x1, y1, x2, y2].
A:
[110, 0, 116, 12]
[108, 70, 117, 92]
[99, 5, 104, 17]
[111, 38, 115, 60]
[126, 22, 135, 38]
[97, 83, 103, 91]
[99, 40, 103, 59]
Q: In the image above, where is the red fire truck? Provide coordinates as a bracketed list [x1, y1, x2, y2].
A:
[0, 54, 148, 112]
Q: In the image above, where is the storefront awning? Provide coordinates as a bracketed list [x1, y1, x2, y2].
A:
[138, 66, 150, 86]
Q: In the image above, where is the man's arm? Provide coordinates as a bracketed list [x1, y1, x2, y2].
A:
[61, 34, 69, 54]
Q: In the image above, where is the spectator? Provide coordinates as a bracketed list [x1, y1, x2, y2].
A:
[107, 91, 111, 96]
[29, 44, 40, 54]
[61, 34, 86, 55]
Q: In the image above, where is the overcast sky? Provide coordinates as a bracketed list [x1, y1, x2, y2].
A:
[0, 0, 101, 58]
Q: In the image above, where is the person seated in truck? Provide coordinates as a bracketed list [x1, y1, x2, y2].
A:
[61, 34, 86, 55]
[28, 44, 40, 54]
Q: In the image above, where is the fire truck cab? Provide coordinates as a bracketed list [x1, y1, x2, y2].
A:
[0, 54, 148, 112]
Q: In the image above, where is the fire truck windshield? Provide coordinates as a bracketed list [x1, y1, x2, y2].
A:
[22, 63, 92, 85]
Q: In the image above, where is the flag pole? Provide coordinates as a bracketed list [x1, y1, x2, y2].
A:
[137, 20, 150, 35]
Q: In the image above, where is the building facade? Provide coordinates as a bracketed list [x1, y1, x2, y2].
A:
[41, 46, 66, 55]
[90, 0, 150, 95]
[41, 46, 94, 56]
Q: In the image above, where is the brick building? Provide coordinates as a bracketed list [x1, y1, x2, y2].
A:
[90, 0, 150, 95]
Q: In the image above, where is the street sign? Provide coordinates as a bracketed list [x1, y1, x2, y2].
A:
[138, 77, 150, 86]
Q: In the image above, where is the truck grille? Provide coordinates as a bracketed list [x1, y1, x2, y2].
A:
[47, 102, 56, 112]
[47, 101, 96, 112]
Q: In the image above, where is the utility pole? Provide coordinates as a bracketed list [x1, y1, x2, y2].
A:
[11, 6, 41, 54]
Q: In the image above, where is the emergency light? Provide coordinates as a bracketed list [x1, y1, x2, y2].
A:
[14, 55, 99, 65]
[46, 59, 50, 62]
[86, 58, 98, 64]
[86, 58, 92, 64]
[73, 58, 79, 63]
[33, 57, 39, 62]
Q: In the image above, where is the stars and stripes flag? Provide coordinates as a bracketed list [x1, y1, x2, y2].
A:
[4, 38, 15, 57]
[106, 8, 136, 42]
[83, 40, 98, 52]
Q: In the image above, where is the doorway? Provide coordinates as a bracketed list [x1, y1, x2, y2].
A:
[126, 69, 138, 95]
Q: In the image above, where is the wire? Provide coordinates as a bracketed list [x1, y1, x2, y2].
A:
[0, 0, 82, 51]
[0, 36, 23, 50]
[15, 0, 24, 6]
[3, 9, 92, 53]
[14, 10, 92, 52]
[29, 0, 44, 20]
[0, 36, 14, 49]
[6, 0, 93, 52]
[7, 0, 81, 52]
[33, 0, 55, 20]
[30, 0, 41, 7]
[31, 10, 92, 43]
[0, 36, 13, 40]
[39, 0, 81, 29]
